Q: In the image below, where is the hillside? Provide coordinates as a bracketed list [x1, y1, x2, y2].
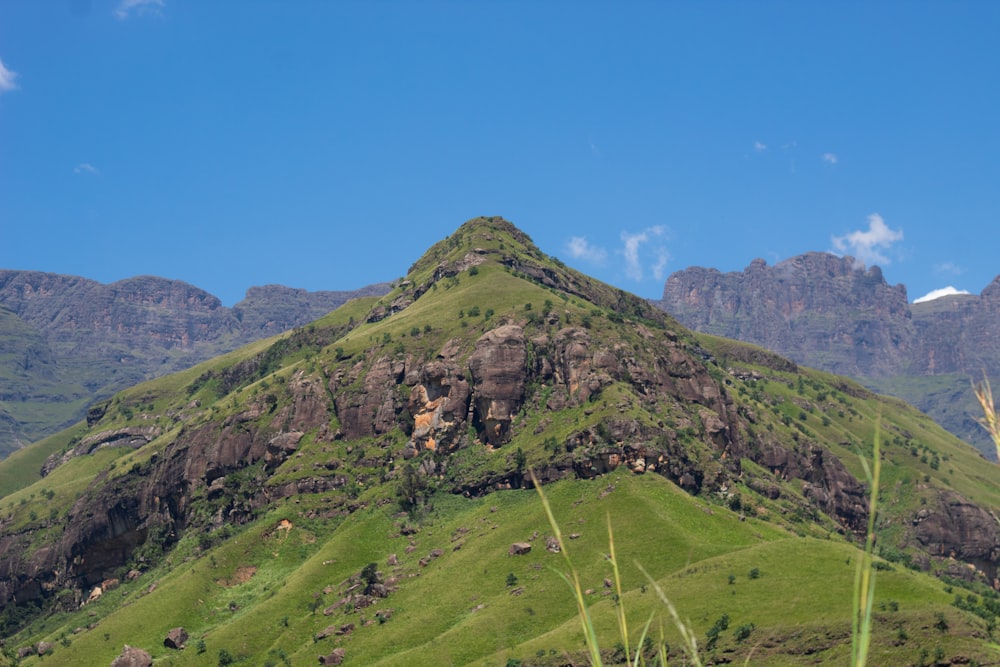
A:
[1, 218, 999, 665]
[0, 271, 390, 459]
[656, 253, 1000, 458]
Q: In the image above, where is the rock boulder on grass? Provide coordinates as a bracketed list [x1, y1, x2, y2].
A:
[110, 645, 153, 667]
[508, 542, 532, 555]
[319, 647, 346, 665]
[163, 626, 189, 649]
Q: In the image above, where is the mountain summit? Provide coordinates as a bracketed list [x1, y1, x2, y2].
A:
[1, 218, 998, 664]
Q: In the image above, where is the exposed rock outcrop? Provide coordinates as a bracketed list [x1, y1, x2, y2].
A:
[911, 490, 1000, 578]
[657, 253, 914, 378]
[468, 325, 528, 446]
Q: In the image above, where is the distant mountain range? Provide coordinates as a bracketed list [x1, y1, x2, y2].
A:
[0, 270, 390, 457]
[654, 252, 1000, 458]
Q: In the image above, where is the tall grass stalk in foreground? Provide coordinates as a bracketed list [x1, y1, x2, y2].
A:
[851, 423, 882, 667]
[973, 375, 1000, 461]
[531, 471, 698, 667]
[532, 470, 604, 667]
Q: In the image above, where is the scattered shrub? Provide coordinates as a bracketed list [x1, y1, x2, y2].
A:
[734, 623, 755, 642]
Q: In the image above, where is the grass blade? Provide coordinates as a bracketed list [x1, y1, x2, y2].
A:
[532, 471, 604, 667]
[851, 421, 881, 667]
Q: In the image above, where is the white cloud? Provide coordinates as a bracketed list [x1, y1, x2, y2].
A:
[114, 0, 164, 20]
[822, 152, 838, 164]
[620, 226, 668, 281]
[566, 236, 607, 264]
[831, 213, 904, 268]
[0, 58, 19, 94]
[933, 261, 964, 276]
[651, 251, 669, 281]
[913, 286, 971, 304]
[754, 141, 767, 152]
[74, 163, 100, 175]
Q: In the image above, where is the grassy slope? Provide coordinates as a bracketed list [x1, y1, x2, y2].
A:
[13, 472, 993, 667]
[863, 373, 993, 459]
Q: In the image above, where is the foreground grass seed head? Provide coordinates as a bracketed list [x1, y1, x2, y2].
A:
[973, 376, 1000, 461]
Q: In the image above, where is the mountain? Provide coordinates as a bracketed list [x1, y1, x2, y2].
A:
[0, 271, 391, 458]
[1, 218, 998, 665]
[656, 253, 1000, 458]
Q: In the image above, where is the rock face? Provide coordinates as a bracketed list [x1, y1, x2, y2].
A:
[911, 490, 1000, 574]
[657, 253, 914, 378]
[233, 283, 390, 336]
[0, 270, 390, 458]
[656, 254, 1000, 456]
[908, 276, 1000, 377]
[468, 325, 528, 446]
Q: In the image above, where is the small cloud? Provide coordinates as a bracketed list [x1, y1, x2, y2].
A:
[588, 135, 601, 156]
[620, 226, 669, 282]
[754, 141, 767, 152]
[114, 0, 164, 20]
[651, 252, 669, 281]
[822, 152, 838, 164]
[566, 237, 607, 265]
[831, 213, 904, 268]
[0, 58, 19, 94]
[74, 163, 100, 175]
[933, 261, 964, 276]
[913, 286, 971, 304]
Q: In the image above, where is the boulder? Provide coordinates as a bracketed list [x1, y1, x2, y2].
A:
[163, 627, 189, 649]
[509, 542, 532, 556]
[319, 647, 346, 665]
[110, 645, 153, 667]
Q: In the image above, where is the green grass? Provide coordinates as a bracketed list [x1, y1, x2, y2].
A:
[14, 471, 996, 666]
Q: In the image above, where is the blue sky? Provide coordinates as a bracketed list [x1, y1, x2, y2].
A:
[1, 1, 998, 306]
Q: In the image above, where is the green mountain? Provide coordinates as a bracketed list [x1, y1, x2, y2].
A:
[1, 218, 999, 666]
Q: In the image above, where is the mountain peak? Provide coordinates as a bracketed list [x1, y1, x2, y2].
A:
[402, 217, 667, 328]
[406, 216, 540, 277]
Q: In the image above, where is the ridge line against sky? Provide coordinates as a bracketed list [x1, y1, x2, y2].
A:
[1, 2, 997, 306]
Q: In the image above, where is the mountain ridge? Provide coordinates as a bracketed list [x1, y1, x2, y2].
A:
[0, 269, 391, 457]
[1, 217, 998, 664]
[655, 252, 1000, 457]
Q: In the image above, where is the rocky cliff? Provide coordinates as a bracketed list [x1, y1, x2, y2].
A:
[0, 271, 390, 457]
[657, 253, 915, 378]
[908, 276, 1000, 376]
[656, 254, 1000, 457]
